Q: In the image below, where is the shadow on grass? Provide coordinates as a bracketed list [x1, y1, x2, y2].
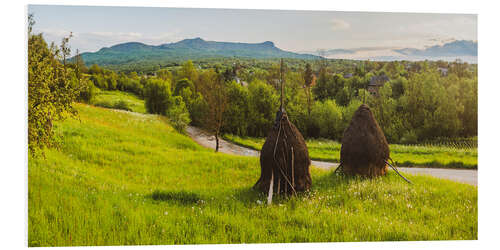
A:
[148, 190, 201, 205]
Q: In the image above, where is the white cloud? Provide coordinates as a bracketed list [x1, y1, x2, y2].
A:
[33, 28, 183, 55]
[330, 19, 350, 31]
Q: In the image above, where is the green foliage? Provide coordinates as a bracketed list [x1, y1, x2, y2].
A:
[309, 100, 343, 139]
[92, 90, 146, 114]
[167, 96, 191, 133]
[77, 57, 477, 143]
[247, 80, 279, 137]
[93, 99, 132, 112]
[28, 16, 79, 154]
[222, 81, 250, 136]
[144, 79, 173, 115]
[77, 78, 96, 104]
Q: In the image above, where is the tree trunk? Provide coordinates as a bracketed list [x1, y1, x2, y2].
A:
[215, 131, 219, 152]
[307, 87, 311, 116]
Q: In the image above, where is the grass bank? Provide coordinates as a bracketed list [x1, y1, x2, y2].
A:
[92, 90, 146, 114]
[28, 104, 477, 246]
[223, 135, 477, 169]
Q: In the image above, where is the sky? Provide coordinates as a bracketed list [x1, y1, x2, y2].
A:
[28, 5, 477, 59]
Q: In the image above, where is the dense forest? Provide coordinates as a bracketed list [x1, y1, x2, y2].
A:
[73, 55, 477, 144]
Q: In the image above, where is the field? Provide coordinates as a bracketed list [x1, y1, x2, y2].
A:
[92, 90, 147, 114]
[224, 135, 478, 169]
[28, 103, 477, 246]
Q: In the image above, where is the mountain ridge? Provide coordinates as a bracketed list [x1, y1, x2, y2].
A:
[79, 37, 320, 66]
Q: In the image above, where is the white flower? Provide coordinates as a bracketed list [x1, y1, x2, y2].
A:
[256, 200, 262, 205]
[164, 211, 168, 215]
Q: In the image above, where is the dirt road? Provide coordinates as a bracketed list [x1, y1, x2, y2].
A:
[186, 126, 477, 186]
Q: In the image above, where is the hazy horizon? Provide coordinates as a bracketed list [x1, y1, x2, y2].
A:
[28, 5, 477, 61]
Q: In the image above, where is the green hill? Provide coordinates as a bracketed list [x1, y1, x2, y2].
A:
[28, 103, 477, 246]
[78, 38, 321, 66]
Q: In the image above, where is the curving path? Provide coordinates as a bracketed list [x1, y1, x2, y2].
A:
[186, 126, 477, 186]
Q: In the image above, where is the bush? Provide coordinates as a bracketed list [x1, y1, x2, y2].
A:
[114, 100, 132, 111]
[400, 130, 418, 144]
[310, 100, 343, 140]
[168, 96, 191, 133]
[247, 80, 279, 137]
[78, 78, 96, 104]
[144, 79, 173, 115]
[222, 81, 250, 136]
[94, 99, 132, 112]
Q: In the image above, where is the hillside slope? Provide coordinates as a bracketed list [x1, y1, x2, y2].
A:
[28, 104, 477, 246]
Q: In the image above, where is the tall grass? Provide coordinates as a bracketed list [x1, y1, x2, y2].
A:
[92, 90, 146, 114]
[223, 135, 478, 169]
[28, 104, 477, 246]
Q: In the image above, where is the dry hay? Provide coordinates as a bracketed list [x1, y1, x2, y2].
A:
[340, 104, 389, 177]
[254, 110, 311, 196]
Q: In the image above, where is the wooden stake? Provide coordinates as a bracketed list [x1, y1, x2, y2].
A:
[277, 176, 281, 195]
[267, 171, 274, 205]
[291, 146, 295, 189]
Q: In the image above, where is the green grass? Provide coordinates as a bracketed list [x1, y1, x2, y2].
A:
[224, 135, 478, 169]
[28, 103, 477, 246]
[92, 90, 146, 114]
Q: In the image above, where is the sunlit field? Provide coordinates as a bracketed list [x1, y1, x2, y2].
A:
[224, 135, 477, 169]
[28, 104, 477, 246]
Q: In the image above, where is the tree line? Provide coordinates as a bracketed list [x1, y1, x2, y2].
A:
[82, 57, 477, 145]
[28, 11, 477, 155]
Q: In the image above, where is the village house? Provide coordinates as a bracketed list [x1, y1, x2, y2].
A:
[368, 74, 389, 95]
[437, 67, 448, 76]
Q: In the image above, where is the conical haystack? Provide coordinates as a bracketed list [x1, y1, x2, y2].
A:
[340, 104, 389, 177]
[254, 110, 312, 195]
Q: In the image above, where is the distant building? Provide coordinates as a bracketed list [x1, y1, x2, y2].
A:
[343, 73, 353, 79]
[235, 77, 248, 87]
[368, 75, 389, 95]
[437, 67, 448, 76]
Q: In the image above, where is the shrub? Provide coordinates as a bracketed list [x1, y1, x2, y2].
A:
[400, 130, 418, 144]
[247, 80, 279, 137]
[78, 78, 96, 104]
[310, 100, 343, 140]
[93, 100, 132, 112]
[144, 79, 173, 115]
[114, 100, 132, 111]
[167, 96, 191, 133]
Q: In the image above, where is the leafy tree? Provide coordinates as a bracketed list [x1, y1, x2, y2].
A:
[247, 80, 279, 137]
[198, 69, 228, 152]
[222, 81, 250, 136]
[167, 96, 191, 133]
[310, 100, 343, 139]
[28, 14, 79, 154]
[176, 60, 199, 90]
[303, 63, 314, 115]
[144, 79, 173, 115]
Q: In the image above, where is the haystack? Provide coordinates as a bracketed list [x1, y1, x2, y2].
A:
[254, 109, 312, 196]
[339, 104, 389, 177]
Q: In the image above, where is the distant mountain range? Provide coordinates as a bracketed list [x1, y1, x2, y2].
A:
[78, 38, 321, 66]
[395, 40, 477, 57]
[307, 40, 477, 63]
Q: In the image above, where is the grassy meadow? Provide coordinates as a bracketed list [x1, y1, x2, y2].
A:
[28, 103, 477, 246]
[224, 135, 478, 169]
[92, 90, 147, 114]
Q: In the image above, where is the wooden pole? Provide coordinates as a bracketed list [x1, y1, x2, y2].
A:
[267, 171, 274, 205]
